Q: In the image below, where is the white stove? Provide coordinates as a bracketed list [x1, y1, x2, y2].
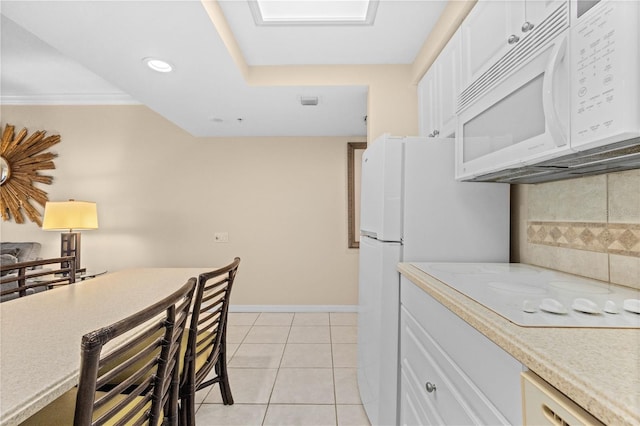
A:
[412, 262, 640, 328]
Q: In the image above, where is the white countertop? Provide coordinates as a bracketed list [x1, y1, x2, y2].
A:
[398, 262, 640, 426]
[0, 267, 213, 426]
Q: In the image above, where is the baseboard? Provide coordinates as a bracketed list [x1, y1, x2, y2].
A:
[229, 305, 358, 313]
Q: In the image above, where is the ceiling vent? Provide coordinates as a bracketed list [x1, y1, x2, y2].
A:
[300, 96, 319, 106]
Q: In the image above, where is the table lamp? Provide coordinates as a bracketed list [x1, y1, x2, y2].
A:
[42, 199, 98, 272]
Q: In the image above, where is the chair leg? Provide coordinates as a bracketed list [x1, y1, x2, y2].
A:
[178, 400, 186, 426]
[217, 354, 234, 405]
[179, 390, 196, 426]
[179, 363, 196, 426]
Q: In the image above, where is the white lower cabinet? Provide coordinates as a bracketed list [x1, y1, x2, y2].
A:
[400, 277, 523, 425]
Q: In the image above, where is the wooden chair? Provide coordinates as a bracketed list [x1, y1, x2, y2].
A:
[179, 257, 241, 426]
[20, 278, 196, 426]
[0, 256, 76, 302]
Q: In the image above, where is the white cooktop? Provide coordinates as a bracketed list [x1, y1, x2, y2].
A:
[412, 262, 640, 328]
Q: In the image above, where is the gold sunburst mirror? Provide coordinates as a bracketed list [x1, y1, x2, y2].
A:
[0, 124, 60, 226]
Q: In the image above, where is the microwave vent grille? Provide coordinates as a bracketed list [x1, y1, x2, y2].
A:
[457, 2, 569, 113]
[466, 139, 640, 183]
[467, 165, 560, 183]
[542, 139, 640, 168]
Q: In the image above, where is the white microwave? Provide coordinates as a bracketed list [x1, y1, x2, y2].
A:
[456, 0, 640, 183]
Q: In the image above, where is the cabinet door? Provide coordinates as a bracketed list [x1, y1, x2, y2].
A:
[417, 68, 439, 138]
[461, 0, 520, 89]
[437, 30, 461, 137]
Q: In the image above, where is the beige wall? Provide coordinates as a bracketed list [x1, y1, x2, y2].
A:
[0, 105, 364, 306]
[512, 170, 640, 290]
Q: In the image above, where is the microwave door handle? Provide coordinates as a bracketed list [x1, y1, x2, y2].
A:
[542, 33, 568, 147]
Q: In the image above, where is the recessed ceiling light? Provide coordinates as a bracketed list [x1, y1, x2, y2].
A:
[248, 0, 378, 26]
[143, 57, 173, 73]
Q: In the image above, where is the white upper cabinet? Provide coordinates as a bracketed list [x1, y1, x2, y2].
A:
[461, 0, 566, 89]
[417, 29, 461, 138]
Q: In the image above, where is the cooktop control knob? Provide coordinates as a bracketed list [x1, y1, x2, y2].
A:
[522, 300, 537, 313]
[623, 299, 640, 314]
[539, 298, 568, 314]
[604, 300, 619, 314]
[571, 298, 600, 314]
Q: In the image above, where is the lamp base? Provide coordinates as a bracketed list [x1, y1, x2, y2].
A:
[61, 232, 83, 272]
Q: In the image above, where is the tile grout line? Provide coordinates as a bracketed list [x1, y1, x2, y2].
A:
[329, 319, 340, 426]
[262, 312, 294, 425]
[197, 313, 364, 425]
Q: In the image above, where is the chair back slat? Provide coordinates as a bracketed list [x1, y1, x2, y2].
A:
[198, 308, 222, 327]
[73, 278, 196, 426]
[201, 283, 228, 303]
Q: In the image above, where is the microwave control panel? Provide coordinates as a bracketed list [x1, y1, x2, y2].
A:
[570, 0, 639, 148]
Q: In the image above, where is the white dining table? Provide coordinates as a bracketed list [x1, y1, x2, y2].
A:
[0, 267, 213, 426]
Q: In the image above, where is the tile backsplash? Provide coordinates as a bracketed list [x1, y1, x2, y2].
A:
[512, 169, 640, 290]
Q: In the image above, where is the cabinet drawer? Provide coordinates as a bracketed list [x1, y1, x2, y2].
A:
[401, 277, 522, 424]
[401, 305, 510, 425]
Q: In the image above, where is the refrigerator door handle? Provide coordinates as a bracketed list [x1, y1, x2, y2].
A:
[361, 230, 378, 239]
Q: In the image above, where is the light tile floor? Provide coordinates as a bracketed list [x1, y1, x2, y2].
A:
[195, 312, 371, 426]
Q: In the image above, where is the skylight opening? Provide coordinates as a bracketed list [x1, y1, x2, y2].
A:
[249, 0, 379, 26]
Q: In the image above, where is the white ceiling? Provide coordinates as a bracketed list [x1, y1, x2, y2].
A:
[0, 0, 447, 137]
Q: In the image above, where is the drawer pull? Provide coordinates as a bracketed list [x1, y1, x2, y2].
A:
[425, 382, 437, 393]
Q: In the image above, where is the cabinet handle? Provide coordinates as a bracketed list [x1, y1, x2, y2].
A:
[432, 130, 440, 137]
[507, 34, 520, 45]
[521, 21, 534, 32]
[425, 382, 437, 393]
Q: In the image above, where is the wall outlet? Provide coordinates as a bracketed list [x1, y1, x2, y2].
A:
[214, 232, 229, 243]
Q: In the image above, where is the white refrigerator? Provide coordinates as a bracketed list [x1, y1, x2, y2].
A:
[357, 135, 510, 426]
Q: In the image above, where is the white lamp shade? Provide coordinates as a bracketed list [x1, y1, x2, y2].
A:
[42, 200, 98, 231]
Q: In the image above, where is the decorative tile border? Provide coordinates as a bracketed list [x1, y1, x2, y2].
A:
[527, 221, 640, 257]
